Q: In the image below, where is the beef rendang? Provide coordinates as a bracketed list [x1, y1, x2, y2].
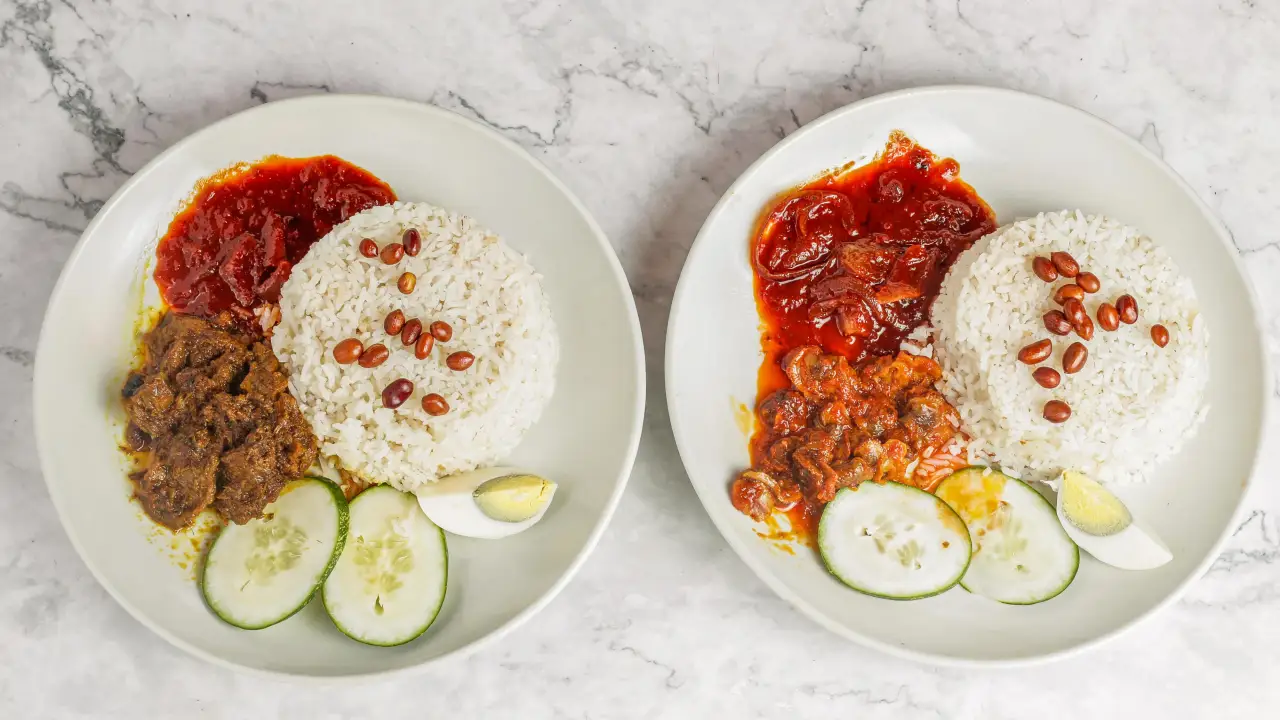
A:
[123, 312, 317, 530]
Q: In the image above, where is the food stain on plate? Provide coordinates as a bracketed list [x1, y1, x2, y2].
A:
[732, 399, 754, 438]
[753, 515, 799, 555]
[137, 509, 222, 580]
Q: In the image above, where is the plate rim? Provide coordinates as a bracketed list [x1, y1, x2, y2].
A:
[664, 84, 1272, 668]
[33, 93, 647, 682]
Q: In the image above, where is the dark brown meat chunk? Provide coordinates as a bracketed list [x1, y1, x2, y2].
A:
[834, 301, 874, 338]
[757, 390, 811, 436]
[831, 457, 873, 491]
[817, 400, 852, 429]
[123, 422, 152, 453]
[900, 389, 959, 451]
[273, 394, 318, 478]
[206, 393, 259, 444]
[242, 344, 290, 397]
[730, 469, 803, 521]
[760, 436, 800, 475]
[121, 372, 146, 398]
[214, 429, 288, 524]
[791, 430, 840, 503]
[854, 396, 899, 437]
[731, 474, 776, 521]
[738, 346, 964, 523]
[861, 352, 941, 396]
[125, 375, 176, 436]
[835, 240, 896, 285]
[132, 455, 218, 531]
[121, 311, 318, 529]
[781, 346, 862, 402]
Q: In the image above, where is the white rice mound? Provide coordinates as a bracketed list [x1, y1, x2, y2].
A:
[272, 202, 558, 491]
[931, 210, 1209, 486]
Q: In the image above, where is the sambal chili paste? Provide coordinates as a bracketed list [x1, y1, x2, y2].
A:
[154, 155, 396, 331]
[740, 132, 996, 540]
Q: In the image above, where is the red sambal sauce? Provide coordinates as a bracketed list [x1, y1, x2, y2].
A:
[745, 132, 995, 540]
[154, 155, 396, 330]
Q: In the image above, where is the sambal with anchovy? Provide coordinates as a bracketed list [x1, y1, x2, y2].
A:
[734, 133, 995, 540]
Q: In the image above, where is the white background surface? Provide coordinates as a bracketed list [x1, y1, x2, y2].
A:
[1, 0, 1277, 717]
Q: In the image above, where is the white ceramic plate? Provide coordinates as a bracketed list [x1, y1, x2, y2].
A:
[34, 95, 645, 679]
[666, 86, 1268, 665]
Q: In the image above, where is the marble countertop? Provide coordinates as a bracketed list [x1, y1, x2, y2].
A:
[3, 0, 1278, 717]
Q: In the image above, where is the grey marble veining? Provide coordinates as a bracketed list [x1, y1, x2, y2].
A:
[2, 0, 1278, 717]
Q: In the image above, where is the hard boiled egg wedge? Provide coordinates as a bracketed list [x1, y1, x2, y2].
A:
[415, 467, 556, 540]
[1055, 471, 1172, 571]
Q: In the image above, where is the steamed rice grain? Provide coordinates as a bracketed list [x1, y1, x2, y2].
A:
[272, 202, 558, 491]
[931, 210, 1208, 486]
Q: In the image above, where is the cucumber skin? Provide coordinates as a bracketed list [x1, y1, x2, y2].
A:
[939, 468, 1081, 606]
[200, 477, 350, 630]
[818, 482, 973, 601]
[321, 485, 450, 647]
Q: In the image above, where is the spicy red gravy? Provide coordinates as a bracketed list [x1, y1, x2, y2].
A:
[154, 155, 396, 332]
[739, 133, 996, 541]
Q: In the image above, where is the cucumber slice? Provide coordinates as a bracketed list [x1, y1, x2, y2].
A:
[818, 482, 972, 600]
[201, 477, 348, 630]
[322, 485, 448, 646]
[935, 467, 1079, 605]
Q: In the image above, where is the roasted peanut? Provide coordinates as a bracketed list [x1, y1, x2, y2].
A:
[446, 351, 475, 371]
[401, 318, 423, 346]
[1043, 400, 1072, 423]
[384, 309, 406, 335]
[1063, 342, 1088, 374]
[382, 378, 414, 409]
[1073, 313, 1095, 341]
[1054, 284, 1085, 305]
[1043, 310, 1072, 336]
[422, 393, 449, 416]
[333, 338, 364, 364]
[1017, 339, 1053, 365]
[380, 242, 405, 265]
[1076, 272, 1100, 293]
[397, 272, 417, 294]
[1151, 324, 1170, 348]
[1050, 251, 1080, 278]
[1032, 256, 1059, 283]
[1117, 294, 1138, 324]
[1063, 298, 1087, 327]
[358, 343, 389, 368]
[1033, 367, 1061, 389]
[1096, 303, 1120, 332]
[430, 320, 453, 342]
[414, 333, 434, 359]
[403, 228, 422, 256]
